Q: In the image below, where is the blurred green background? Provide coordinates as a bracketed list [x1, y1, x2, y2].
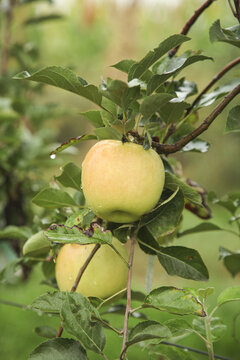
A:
[0, 0, 240, 359]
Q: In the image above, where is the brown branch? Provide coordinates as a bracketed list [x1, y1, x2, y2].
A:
[169, 0, 216, 57]
[1, 0, 15, 76]
[189, 56, 240, 112]
[56, 243, 101, 338]
[153, 83, 240, 154]
[120, 233, 136, 360]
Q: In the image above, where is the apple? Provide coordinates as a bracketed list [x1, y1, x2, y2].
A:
[55, 237, 128, 299]
[81, 140, 165, 223]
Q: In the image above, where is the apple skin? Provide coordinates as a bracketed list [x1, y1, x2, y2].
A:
[81, 140, 165, 223]
[55, 237, 128, 299]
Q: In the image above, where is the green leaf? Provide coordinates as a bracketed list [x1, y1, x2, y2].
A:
[165, 172, 202, 205]
[32, 187, 77, 208]
[145, 286, 206, 317]
[34, 326, 57, 339]
[55, 162, 82, 191]
[210, 20, 240, 48]
[14, 66, 102, 106]
[157, 246, 209, 281]
[147, 54, 212, 94]
[218, 286, 240, 305]
[139, 190, 184, 242]
[196, 79, 240, 108]
[157, 100, 189, 124]
[94, 126, 123, 140]
[111, 59, 136, 74]
[23, 231, 50, 257]
[28, 338, 88, 360]
[163, 318, 192, 338]
[149, 344, 196, 360]
[44, 225, 112, 245]
[219, 247, 240, 277]
[182, 138, 210, 153]
[0, 226, 31, 241]
[197, 287, 215, 299]
[64, 209, 95, 228]
[225, 106, 240, 133]
[81, 110, 104, 128]
[24, 14, 63, 25]
[127, 320, 171, 347]
[128, 34, 190, 81]
[178, 223, 222, 238]
[193, 317, 227, 342]
[0, 258, 23, 285]
[208, 191, 240, 215]
[140, 93, 174, 119]
[61, 293, 105, 354]
[50, 134, 97, 157]
[101, 79, 141, 111]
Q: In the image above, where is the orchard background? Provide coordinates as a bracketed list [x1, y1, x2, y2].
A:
[0, 0, 239, 359]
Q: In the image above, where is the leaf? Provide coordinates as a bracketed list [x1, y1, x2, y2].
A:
[210, 20, 240, 48]
[163, 318, 192, 338]
[30, 291, 96, 315]
[157, 246, 209, 281]
[192, 317, 227, 342]
[127, 320, 172, 347]
[111, 59, 136, 74]
[139, 190, 184, 243]
[61, 293, 105, 354]
[158, 99, 189, 124]
[196, 79, 240, 108]
[55, 162, 82, 191]
[32, 188, 77, 208]
[0, 225, 31, 240]
[208, 191, 240, 215]
[147, 54, 212, 94]
[81, 110, 104, 128]
[14, 66, 102, 106]
[197, 287, 215, 299]
[101, 79, 141, 111]
[34, 326, 57, 339]
[225, 106, 240, 133]
[178, 223, 222, 238]
[143, 131, 152, 150]
[50, 134, 97, 157]
[64, 209, 95, 227]
[219, 247, 240, 277]
[128, 34, 190, 81]
[23, 231, 50, 257]
[28, 338, 88, 360]
[24, 14, 63, 25]
[145, 286, 206, 316]
[94, 126, 123, 140]
[218, 286, 240, 306]
[182, 139, 210, 153]
[149, 344, 196, 360]
[0, 258, 23, 285]
[140, 93, 174, 119]
[44, 225, 112, 245]
[165, 172, 202, 205]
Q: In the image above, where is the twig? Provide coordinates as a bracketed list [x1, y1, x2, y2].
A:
[56, 243, 101, 338]
[0, 298, 27, 310]
[120, 233, 136, 360]
[1, 0, 15, 76]
[189, 57, 240, 112]
[169, 0, 216, 57]
[152, 83, 240, 154]
[160, 341, 232, 360]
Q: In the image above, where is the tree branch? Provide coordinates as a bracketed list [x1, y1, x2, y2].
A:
[160, 341, 232, 360]
[169, 0, 217, 57]
[56, 243, 101, 338]
[188, 57, 240, 112]
[153, 83, 240, 154]
[120, 232, 136, 360]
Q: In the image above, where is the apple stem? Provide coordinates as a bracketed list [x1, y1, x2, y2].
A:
[120, 232, 136, 360]
[56, 243, 101, 338]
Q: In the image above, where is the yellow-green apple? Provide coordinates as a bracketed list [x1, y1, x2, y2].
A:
[55, 237, 128, 299]
[81, 140, 165, 223]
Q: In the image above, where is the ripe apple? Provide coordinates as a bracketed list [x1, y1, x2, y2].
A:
[55, 237, 128, 299]
[81, 140, 165, 223]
